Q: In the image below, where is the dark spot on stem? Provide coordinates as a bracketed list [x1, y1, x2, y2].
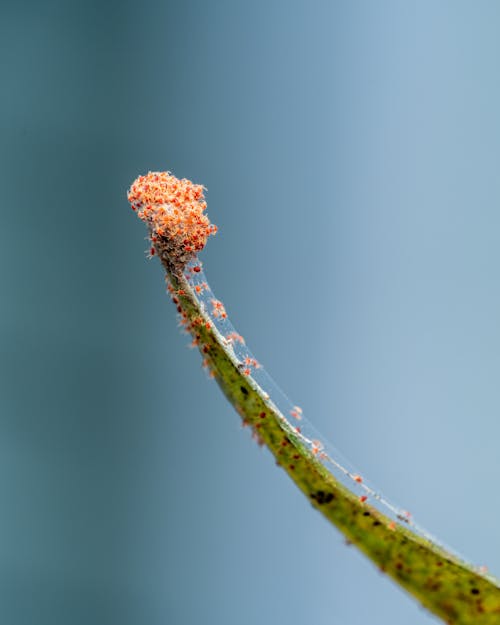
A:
[240, 386, 248, 396]
[310, 490, 334, 505]
[471, 588, 480, 595]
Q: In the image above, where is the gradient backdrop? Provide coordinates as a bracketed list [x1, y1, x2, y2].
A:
[2, 1, 500, 624]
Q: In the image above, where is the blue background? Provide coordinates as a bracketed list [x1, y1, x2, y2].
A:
[2, 1, 499, 624]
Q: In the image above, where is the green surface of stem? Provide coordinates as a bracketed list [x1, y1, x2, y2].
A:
[164, 266, 500, 625]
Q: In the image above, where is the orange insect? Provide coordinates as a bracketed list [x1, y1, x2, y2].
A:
[290, 406, 303, 420]
[311, 439, 323, 455]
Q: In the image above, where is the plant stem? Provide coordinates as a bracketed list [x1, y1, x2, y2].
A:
[163, 264, 500, 625]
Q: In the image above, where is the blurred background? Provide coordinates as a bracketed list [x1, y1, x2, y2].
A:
[1, 1, 499, 624]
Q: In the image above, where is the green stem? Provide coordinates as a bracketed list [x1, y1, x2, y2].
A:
[161, 263, 500, 625]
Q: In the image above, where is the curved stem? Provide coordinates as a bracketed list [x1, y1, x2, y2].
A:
[128, 170, 500, 624]
[163, 263, 500, 625]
